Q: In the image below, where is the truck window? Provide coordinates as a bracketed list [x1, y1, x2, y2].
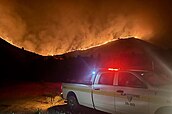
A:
[140, 72, 172, 87]
[98, 73, 114, 85]
[118, 72, 146, 88]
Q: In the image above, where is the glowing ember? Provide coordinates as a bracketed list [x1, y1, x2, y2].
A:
[120, 36, 141, 39]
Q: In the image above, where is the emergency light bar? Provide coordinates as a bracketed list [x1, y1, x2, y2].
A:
[108, 68, 119, 71]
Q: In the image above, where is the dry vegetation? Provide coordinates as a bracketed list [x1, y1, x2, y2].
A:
[0, 82, 64, 114]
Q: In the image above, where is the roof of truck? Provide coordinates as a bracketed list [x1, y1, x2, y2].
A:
[96, 68, 151, 73]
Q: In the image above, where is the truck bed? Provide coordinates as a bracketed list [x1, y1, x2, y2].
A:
[62, 83, 94, 108]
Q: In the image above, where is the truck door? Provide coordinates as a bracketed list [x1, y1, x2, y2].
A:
[93, 72, 116, 113]
[115, 72, 149, 114]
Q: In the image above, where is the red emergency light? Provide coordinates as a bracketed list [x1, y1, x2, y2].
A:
[108, 68, 119, 71]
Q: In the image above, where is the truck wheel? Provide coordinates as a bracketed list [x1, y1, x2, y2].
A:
[155, 107, 172, 114]
[67, 94, 79, 110]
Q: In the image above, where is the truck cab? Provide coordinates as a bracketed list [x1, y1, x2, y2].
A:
[91, 68, 149, 113]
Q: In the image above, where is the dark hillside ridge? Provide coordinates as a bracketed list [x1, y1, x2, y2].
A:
[1, 37, 172, 83]
[62, 38, 166, 70]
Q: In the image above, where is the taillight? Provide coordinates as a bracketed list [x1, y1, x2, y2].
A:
[58, 83, 62, 95]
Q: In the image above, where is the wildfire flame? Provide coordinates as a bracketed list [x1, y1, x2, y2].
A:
[1, 34, 144, 56]
[64, 35, 142, 55]
[0, 0, 168, 56]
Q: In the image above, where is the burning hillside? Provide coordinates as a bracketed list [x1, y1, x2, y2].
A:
[0, 0, 172, 55]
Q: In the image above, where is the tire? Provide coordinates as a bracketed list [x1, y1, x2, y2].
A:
[67, 94, 79, 110]
[155, 107, 172, 114]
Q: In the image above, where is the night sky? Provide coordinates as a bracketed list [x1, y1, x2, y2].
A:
[0, 0, 172, 55]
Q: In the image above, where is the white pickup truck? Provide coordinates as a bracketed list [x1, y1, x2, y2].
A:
[62, 68, 172, 114]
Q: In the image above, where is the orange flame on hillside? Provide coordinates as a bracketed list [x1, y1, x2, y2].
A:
[0, 0, 158, 56]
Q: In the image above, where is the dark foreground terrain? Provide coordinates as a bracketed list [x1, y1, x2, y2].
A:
[0, 82, 63, 113]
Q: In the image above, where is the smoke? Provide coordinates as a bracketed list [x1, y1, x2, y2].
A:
[0, 0, 26, 44]
[0, 0, 171, 55]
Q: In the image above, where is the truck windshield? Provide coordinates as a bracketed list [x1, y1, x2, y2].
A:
[139, 72, 172, 87]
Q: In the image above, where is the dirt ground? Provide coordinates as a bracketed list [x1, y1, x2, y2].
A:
[0, 82, 64, 114]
